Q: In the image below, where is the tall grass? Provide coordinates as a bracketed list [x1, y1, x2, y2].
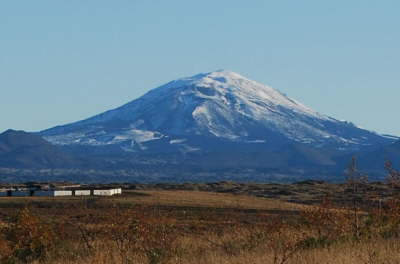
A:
[1, 197, 400, 264]
[2, 163, 400, 264]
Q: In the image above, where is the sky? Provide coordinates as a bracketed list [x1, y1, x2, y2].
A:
[1, 1, 399, 136]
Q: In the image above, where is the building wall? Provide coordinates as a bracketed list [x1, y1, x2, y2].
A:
[0, 188, 122, 197]
[75, 190, 91, 196]
[93, 190, 113, 196]
[54, 190, 72, 196]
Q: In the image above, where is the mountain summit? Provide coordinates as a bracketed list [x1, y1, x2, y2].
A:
[41, 70, 393, 152]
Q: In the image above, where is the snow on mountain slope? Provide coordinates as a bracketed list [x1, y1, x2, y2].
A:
[40, 70, 393, 151]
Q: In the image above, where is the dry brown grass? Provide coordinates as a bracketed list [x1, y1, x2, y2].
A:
[1, 189, 400, 264]
[43, 233, 400, 264]
[173, 239, 400, 264]
[0, 190, 305, 210]
[112, 190, 307, 210]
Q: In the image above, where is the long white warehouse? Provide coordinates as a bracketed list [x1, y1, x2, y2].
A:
[0, 188, 122, 197]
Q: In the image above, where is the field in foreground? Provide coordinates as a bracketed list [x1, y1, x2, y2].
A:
[1, 185, 400, 264]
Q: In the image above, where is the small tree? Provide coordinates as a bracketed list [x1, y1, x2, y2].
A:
[345, 156, 368, 238]
[374, 161, 400, 238]
[385, 160, 400, 188]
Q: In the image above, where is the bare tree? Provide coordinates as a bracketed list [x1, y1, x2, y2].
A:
[345, 156, 368, 238]
[385, 160, 400, 188]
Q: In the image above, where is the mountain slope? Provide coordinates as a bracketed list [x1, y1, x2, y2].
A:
[41, 70, 394, 153]
[0, 130, 78, 168]
[356, 139, 400, 174]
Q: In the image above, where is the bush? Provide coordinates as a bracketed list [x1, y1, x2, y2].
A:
[0, 208, 56, 263]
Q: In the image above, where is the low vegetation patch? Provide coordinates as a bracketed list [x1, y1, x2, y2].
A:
[1, 161, 400, 263]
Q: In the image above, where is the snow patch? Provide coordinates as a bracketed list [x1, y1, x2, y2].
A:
[170, 139, 187, 144]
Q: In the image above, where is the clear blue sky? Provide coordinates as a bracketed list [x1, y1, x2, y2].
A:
[1, 1, 399, 136]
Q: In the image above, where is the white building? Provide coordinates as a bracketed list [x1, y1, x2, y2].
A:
[75, 190, 91, 196]
[93, 189, 114, 196]
[0, 188, 122, 197]
[54, 190, 72, 196]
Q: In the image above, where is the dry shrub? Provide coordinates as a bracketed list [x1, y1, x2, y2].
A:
[370, 198, 400, 239]
[263, 218, 308, 264]
[365, 161, 400, 239]
[385, 160, 400, 188]
[202, 224, 267, 256]
[301, 197, 352, 247]
[106, 206, 178, 264]
[140, 218, 178, 264]
[199, 216, 309, 264]
[0, 207, 56, 263]
[104, 207, 143, 264]
[0, 239, 12, 262]
[74, 205, 178, 264]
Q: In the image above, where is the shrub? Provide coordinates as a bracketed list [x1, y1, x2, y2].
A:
[301, 196, 352, 244]
[1, 208, 56, 263]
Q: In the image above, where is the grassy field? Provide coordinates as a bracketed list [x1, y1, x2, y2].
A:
[1, 184, 400, 264]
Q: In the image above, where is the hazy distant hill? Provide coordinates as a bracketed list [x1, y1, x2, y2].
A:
[0, 129, 79, 168]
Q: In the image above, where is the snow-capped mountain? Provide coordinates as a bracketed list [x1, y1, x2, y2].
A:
[40, 70, 394, 152]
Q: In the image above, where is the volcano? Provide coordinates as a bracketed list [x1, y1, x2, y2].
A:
[41, 70, 393, 153]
